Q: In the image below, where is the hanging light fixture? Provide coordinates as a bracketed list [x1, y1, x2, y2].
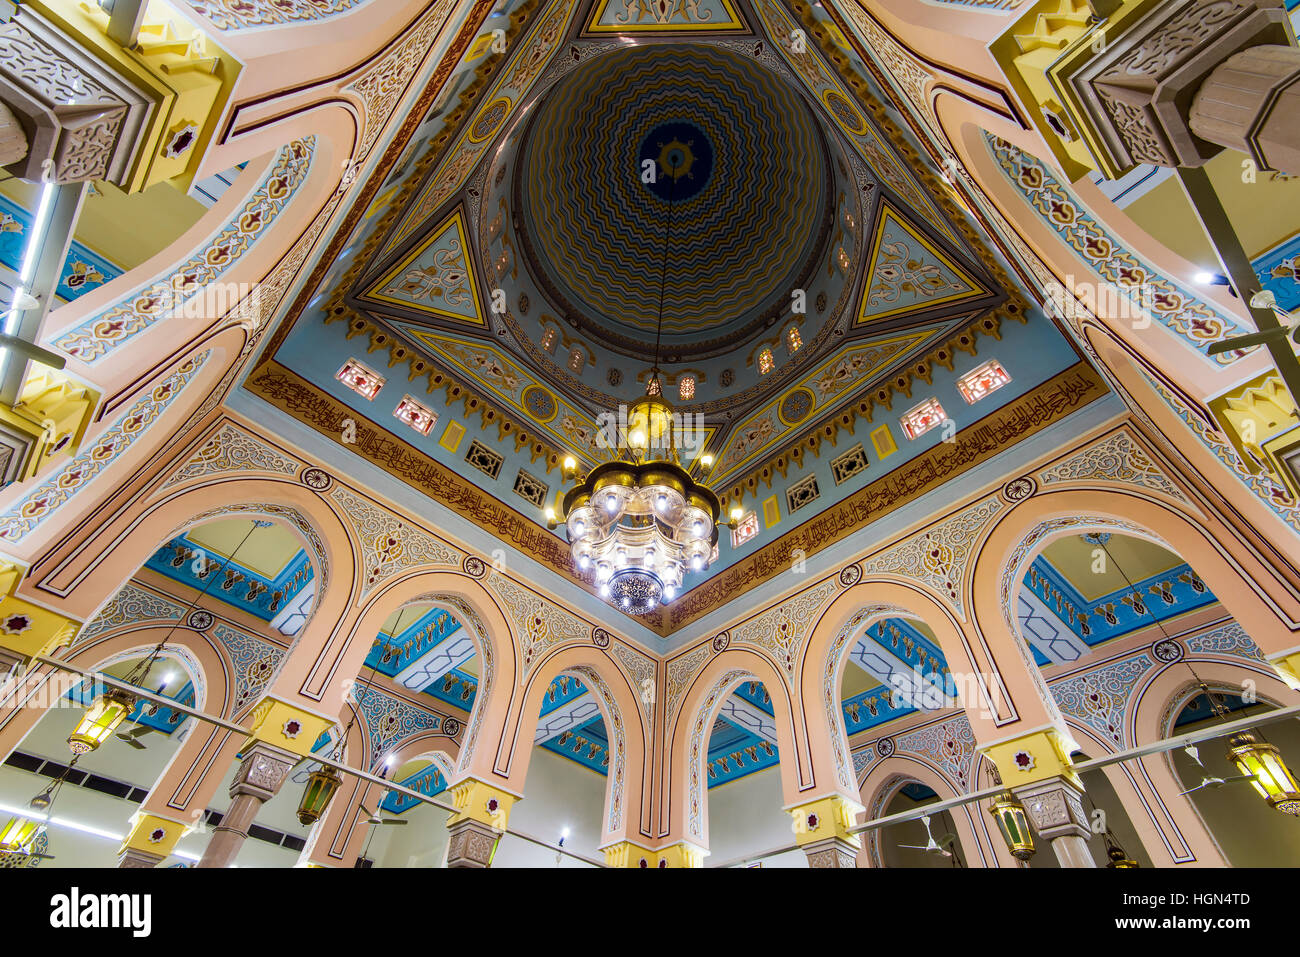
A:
[546, 155, 736, 615]
[67, 686, 136, 755]
[296, 764, 344, 826]
[0, 758, 77, 857]
[1225, 731, 1300, 815]
[1104, 831, 1139, 868]
[988, 792, 1035, 861]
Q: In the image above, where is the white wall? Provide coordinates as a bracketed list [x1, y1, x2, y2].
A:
[704, 766, 806, 868]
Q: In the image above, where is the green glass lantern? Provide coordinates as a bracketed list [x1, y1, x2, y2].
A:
[1226, 731, 1300, 815]
[297, 765, 343, 826]
[989, 792, 1035, 861]
[67, 687, 135, 755]
[0, 815, 42, 853]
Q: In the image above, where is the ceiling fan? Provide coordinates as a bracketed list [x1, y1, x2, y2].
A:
[1207, 291, 1298, 355]
[361, 804, 407, 827]
[897, 814, 956, 858]
[115, 723, 158, 750]
[1178, 743, 1257, 795]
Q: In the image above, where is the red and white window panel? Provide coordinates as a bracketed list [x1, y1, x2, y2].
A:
[956, 359, 1011, 404]
[336, 358, 385, 399]
[900, 397, 947, 440]
[394, 394, 438, 436]
[730, 511, 760, 548]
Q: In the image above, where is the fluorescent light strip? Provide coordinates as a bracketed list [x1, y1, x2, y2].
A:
[0, 181, 59, 378]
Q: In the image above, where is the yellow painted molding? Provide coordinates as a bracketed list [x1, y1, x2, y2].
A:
[787, 794, 864, 849]
[1268, 651, 1300, 692]
[655, 841, 706, 868]
[242, 697, 334, 759]
[119, 811, 187, 859]
[0, 562, 24, 599]
[602, 840, 655, 868]
[447, 777, 514, 830]
[0, 595, 80, 662]
[981, 728, 1082, 788]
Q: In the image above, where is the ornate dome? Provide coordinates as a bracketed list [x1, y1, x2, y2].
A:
[515, 43, 833, 363]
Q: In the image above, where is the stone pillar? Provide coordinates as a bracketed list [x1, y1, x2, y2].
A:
[788, 794, 863, 869]
[445, 778, 515, 868]
[196, 742, 296, 868]
[1013, 776, 1097, 869]
[1191, 45, 1300, 175]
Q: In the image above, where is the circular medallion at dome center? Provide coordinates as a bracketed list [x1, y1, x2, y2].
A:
[518, 45, 830, 362]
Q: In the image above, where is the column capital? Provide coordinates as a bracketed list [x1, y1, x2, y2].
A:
[0, 592, 80, 673]
[117, 811, 189, 866]
[602, 840, 706, 868]
[981, 727, 1082, 789]
[786, 793, 864, 850]
[230, 740, 298, 801]
[447, 776, 516, 830]
[242, 696, 333, 760]
[1012, 776, 1092, 842]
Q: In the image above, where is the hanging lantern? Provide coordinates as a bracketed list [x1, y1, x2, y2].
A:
[67, 687, 136, 755]
[0, 815, 42, 853]
[988, 792, 1035, 861]
[297, 764, 343, 826]
[1104, 833, 1139, 868]
[1226, 731, 1300, 814]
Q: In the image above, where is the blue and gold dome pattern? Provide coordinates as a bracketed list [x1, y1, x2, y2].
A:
[518, 44, 830, 361]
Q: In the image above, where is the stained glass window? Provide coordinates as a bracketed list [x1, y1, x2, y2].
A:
[679, 375, 696, 400]
[787, 327, 802, 353]
[757, 348, 775, 375]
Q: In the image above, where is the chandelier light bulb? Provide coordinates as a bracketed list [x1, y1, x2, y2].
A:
[572, 518, 585, 536]
[729, 504, 743, 522]
[578, 555, 591, 570]
[656, 494, 667, 511]
[605, 494, 619, 513]
[563, 456, 577, 471]
[691, 555, 703, 571]
[693, 520, 704, 536]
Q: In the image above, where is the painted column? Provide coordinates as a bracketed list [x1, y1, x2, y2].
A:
[787, 793, 864, 868]
[196, 696, 332, 868]
[118, 813, 192, 868]
[0, 564, 79, 681]
[984, 730, 1097, 868]
[444, 777, 515, 868]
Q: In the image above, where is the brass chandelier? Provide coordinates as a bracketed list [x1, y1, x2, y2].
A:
[546, 154, 738, 614]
